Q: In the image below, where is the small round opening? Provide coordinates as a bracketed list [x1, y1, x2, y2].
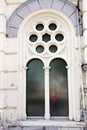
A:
[29, 34, 38, 42]
[49, 45, 57, 53]
[36, 45, 44, 53]
[36, 24, 44, 31]
[55, 34, 64, 42]
[49, 23, 57, 31]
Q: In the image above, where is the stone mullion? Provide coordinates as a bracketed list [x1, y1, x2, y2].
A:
[43, 66, 50, 119]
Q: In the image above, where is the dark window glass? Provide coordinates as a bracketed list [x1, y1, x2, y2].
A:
[29, 34, 38, 42]
[36, 45, 44, 53]
[26, 59, 44, 116]
[49, 45, 57, 53]
[36, 24, 44, 31]
[49, 23, 57, 31]
[42, 33, 51, 42]
[55, 34, 64, 42]
[50, 58, 68, 116]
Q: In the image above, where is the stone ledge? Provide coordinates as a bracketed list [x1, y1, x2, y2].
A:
[17, 119, 86, 128]
[1, 126, 87, 130]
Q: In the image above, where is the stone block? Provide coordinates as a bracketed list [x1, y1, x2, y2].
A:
[27, 0, 40, 12]
[62, 3, 75, 17]
[0, 52, 4, 71]
[4, 90, 18, 107]
[83, 12, 87, 30]
[0, 72, 4, 88]
[5, 38, 18, 53]
[83, 30, 87, 48]
[5, 108, 17, 121]
[84, 48, 87, 63]
[17, 6, 30, 19]
[4, 72, 18, 88]
[0, 91, 6, 108]
[4, 54, 18, 72]
[52, 0, 65, 10]
[38, 0, 53, 8]
[0, 15, 6, 34]
[83, 0, 87, 12]
[6, 0, 26, 4]
[0, 0, 6, 14]
[70, 12, 77, 26]
[0, 34, 5, 51]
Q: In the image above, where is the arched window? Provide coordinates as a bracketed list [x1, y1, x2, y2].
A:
[17, 9, 81, 121]
[26, 58, 68, 117]
[26, 59, 44, 116]
[50, 58, 68, 116]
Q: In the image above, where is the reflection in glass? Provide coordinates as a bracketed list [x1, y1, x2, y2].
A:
[26, 59, 44, 116]
[50, 58, 68, 116]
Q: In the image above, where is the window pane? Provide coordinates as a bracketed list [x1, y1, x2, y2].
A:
[55, 34, 64, 42]
[36, 24, 44, 31]
[29, 34, 38, 42]
[36, 45, 44, 53]
[49, 23, 57, 31]
[26, 59, 44, 116]
[50, 58, 68, 116]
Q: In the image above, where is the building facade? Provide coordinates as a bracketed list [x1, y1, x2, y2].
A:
[0, 0, 87, 129]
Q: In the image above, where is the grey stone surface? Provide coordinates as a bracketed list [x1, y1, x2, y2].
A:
[17, 6, 30, 19]
[38, 0, 53, 8]
[27, 0, 40, 12]
[52, 0, 65, 10]
[6, 0, 83, 37]
[62, 3, 76, 17]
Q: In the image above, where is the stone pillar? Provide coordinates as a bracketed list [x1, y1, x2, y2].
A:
[43, 66, 50, 119]
[0, 0, 6, 122]
[83, 0, 87, 109]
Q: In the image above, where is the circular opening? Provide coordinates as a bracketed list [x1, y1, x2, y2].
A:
[29, 34, 38, 42]
[49, 45, 57, 53]
[55, 34, 64, 42]
[49, 23, 57, 31]
[36, 45, 44, 53]
[36, 24, 44, 31]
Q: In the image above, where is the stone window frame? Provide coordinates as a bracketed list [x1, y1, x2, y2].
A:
[17, 9, 81, 121]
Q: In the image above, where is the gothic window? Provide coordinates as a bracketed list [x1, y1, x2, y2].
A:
[26, 21, 68, 118]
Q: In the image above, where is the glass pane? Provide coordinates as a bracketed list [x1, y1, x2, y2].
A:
[26, 59, 44, 116]
[49, 23, 57, 31]
[49, 45, 57, 53]
[36, 45, 44, 53]
[55, 34, 64, 42]
[29, 34, 38, 42]
[36, 24, 44, 31]
[42, 33, 51, 42]
[50, 58, 68, 116]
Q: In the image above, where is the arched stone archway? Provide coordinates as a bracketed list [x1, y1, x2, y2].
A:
[6, 0, 83, 37]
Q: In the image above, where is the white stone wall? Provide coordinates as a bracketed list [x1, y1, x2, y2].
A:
[83, 0, 87, 110]
[0, 0, 86, 128]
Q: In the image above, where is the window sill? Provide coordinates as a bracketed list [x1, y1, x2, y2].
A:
[16, 118, 86, 128]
